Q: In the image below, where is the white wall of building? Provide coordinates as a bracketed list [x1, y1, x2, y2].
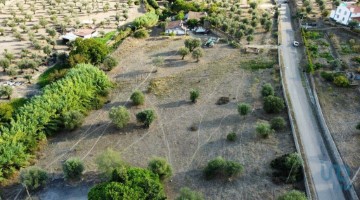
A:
[330, 5, 360, 25]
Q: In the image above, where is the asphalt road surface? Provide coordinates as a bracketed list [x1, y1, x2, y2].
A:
[279, 4, 345, 200]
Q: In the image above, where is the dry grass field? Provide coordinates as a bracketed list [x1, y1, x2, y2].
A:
[18, 35, 302, 199]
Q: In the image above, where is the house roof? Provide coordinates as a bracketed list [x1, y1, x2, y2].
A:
[187, 11, 207, 20]
[347, 5, 360, 14]
[61, 32, 78, 41]
[166, 20, 185, 29]
[74, 29, 96, 37]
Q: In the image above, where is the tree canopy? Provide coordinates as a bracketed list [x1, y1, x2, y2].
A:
[69, 38, 109, 66]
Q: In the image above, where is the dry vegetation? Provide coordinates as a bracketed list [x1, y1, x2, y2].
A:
[18, 35, 303, 199]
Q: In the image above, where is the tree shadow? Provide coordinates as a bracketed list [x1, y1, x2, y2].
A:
[159, 100, 189, 108]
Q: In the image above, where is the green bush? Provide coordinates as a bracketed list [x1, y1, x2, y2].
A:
[176, 187, 204, 200]
[111, 166, 128, 183]
[20, 166, 48, 191]
[88, 167, 166, 200]
[0, 85, 13, 99]
[190, 89, 200, 103]
[204, 156, 244, 179]
[109, 106, 130, 129]
[148, 157, 172, 180]
[263, 95, 285, 113]
[136, 109, 156, 128]
[69, 38, 109, 66]
[226, 132, 237, 141]
[184, 38, 201, 52]
[256, 121, 274, 138]
[0, 102, 13, 125]
[320, 71, 335, 82]
[133, 12, 159, 29]
[131, 90, 145, 105]
[103, 56, 118, 71]
[96, 149, 124, 177]
[277, 190, 307, 200]
[192, 48, 204, 62]
[63, 157, 84, 180]
[237, 103, 251, 116]
[134, 29, 149, 38]
[333, 75, 349, 87]
[271, 153, 303, 183]
[261, 83, 274, 97]
[62, 110, 85, 130]
[271, 116, 286, 131]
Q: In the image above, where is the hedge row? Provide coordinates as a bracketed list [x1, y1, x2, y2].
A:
[0, 64, 112, 181]
[301, 29, 314, 73]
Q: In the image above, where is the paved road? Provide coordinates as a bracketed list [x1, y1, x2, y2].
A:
[279, 4, 346, 200]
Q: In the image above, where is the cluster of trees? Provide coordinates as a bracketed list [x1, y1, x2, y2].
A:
[0, 64, 112, 181]
[204, 156, 244, 180]
[109, 90, 157, 129]
[320, 71, 350, 87]
[89, 151, 172, 200]
[178, 38, 204, 62]
[261, 83, 285, 113]
[69, 38, 109, 67]
[133, 12, 159, 29]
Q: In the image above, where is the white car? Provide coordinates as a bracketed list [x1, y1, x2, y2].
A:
[293, 41, 299, 47]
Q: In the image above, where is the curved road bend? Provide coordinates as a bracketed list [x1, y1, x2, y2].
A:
[279, 4, 345, 200]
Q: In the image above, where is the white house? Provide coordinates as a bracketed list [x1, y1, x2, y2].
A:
[61, 29, 98, 42]
[165, 20, 187, 35]
[330, 2, 360, 26]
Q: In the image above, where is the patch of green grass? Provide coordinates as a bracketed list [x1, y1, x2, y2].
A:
[319, 52, 333, 62]
[95, 31, 116, 45]
[38, 64, 68, 87]
[242, 60, 276, 70]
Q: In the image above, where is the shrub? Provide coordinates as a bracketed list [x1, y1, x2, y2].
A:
[356, 122, 360, 130]
[109, 106, 130, 129]
[133, 12, 159, 29]
[0, 85, 13, 99]
[256, 121, 274, 138]
[0, 103, 13, 125]
[320, 71, 335, 82]
[278, 190, 307, 200]
[111, 166, 128, 183]
[184, 38, 201, 52]
[263, 95, 285, 113]
[63, 157, 84, 180]
[20, 166, 48, 191]
[148, 157, 172, 180]
[190, 89, 200, 103]
[204, 156, 244, 179]
[191, 48, 204, 62]
[261, 83, 274, 97]
[333, 75, 349, 87]
[103, 56, 118, 71]
[136, 109, 156, 128]
[88, 167, 166, 200]
[226, 132, 236, 142]
[134, 29, 149, 38]
[179, 47, 190, 60]
[62, 110, 85, 130]
[96, 149, 124, 177]
[271, 153, 303, 183]
[176, 187, 204, 200]
[131, 90, 145, 105]
[237, 103, 251, 116]
[271, 116, 286, 131]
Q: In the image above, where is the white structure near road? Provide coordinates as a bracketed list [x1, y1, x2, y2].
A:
[165, 20, 187, 35]
[330, 2, 360, 26]
[61, 29, 99, 42]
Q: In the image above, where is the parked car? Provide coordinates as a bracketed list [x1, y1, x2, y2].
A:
[293, 41, 299, 47]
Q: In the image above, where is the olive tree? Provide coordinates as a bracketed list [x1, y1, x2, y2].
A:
[192, 48, 204, 62]
[109, 106, 130, 129]
[148, 157, 172, 180]
[179, 47, 190, 60]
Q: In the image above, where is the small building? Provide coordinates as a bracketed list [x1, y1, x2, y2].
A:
[330, 2, 360, 26]
[184, 11, 208, 21]
[61, 29, 98, 42]
[165, 20, 187, 35]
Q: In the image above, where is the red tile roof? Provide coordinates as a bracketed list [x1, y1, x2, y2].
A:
[187, 11, 207, 20]
[166, 20, 185, 29]
[347, 5, 360, 14]
[74, 29, 96, 37]
[352, 17, 360, 22]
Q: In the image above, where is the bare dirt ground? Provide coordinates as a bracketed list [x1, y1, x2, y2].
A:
[12, 35, 301, 200]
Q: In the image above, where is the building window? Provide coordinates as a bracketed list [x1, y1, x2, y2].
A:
[342, 17, 345, 21]
[338, 9, 341, 13]
[344, 11, 347, 15]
